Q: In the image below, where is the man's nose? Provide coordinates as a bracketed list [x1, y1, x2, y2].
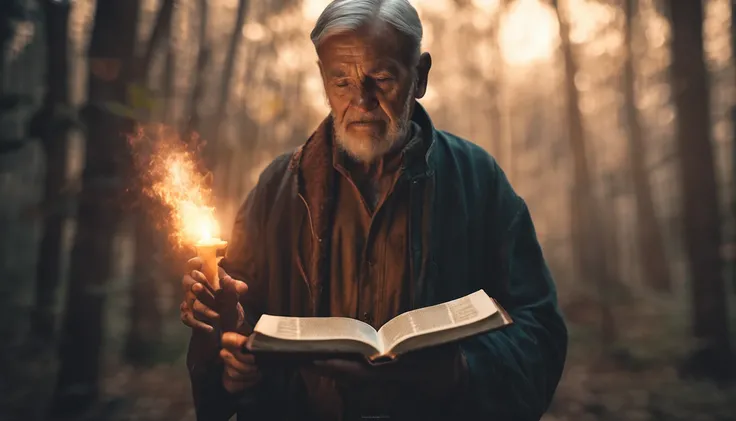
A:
[351, 84, 379, 112]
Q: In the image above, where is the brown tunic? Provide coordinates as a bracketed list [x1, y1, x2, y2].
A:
[300, 123, 426, 420]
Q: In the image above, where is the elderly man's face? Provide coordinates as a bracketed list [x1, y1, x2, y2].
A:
[317, 24, 431, 162]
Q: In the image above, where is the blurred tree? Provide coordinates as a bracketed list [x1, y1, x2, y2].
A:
[553, 0, 617, 344]
[487, 0, 513, 173]
[51, 0, 141, 415]
[126, 0, 176, 366]
[622, 0, 671, 292]
[138, 0, 175, 84]
[731, 0, 736, 292]
[28, 0, 76, 342]
[0, 0, 27, 84]
[185, 0, 210, 138]
[0, 0, 33, 118]
[668, 0, 732, 380]
[210, 0, 249, 168]
[161, 20, 176, 125]
[211, 0, 249, 206]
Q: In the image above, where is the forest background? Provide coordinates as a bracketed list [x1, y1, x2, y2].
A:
[0, 0, 735, 420]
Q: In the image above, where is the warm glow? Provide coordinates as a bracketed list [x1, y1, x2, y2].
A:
[302, 0, 331, 21]
[499, 0, 559, 65]
[129, 126, 221, 248]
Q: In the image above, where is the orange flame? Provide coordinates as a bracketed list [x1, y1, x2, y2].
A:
[129, 125, 220, 248]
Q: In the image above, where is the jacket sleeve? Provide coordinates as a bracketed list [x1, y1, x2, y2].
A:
[457, 163, 568, 420]
[187, 156, 295, 420]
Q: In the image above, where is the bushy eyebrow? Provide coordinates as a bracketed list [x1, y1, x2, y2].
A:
[369, 64, 399, 75]
[326, 69, 345, 79]
[326, 62, 400, 79]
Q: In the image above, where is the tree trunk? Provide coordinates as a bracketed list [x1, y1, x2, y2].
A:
[487, 1, 512, 171]
[623, 0, 671, 291]
[51, 0, 140, 415]
[137, 0, 175, 83]
[162, 27, 176, 125]
[668, 0, 732, 380]
[185, 0, 209, 138]
[553, 0, 616, 344]
[209, 0, 249, 172]
[730, 0, 736, 293]
[30, 0, 73, 342]
[124, 0, 176, 365]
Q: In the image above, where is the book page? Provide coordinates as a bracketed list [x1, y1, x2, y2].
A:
[378, 290, 498, 351]
[254, 314, 379, 345]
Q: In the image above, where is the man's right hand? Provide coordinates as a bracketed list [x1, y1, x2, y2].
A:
[180, 257, 248, 333]
[181, 257, 262, 393]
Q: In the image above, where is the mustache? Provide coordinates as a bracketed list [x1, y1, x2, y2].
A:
[347, 116, 385, 124]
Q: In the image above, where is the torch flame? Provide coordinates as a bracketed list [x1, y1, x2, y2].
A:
[130, 126, 220, 248]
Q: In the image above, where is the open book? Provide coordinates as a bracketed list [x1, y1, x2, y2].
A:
[244, 289, 512, 364]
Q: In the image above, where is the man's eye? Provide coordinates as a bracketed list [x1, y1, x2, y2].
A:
[334, 80, 349, 87]
[375, 77, 394, 83]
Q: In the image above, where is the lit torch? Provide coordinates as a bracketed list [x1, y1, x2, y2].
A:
[131, 127, 240, 332]
[133, 128, 228, 292]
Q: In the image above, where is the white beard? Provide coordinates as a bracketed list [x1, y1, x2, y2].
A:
[332, 81, 416, 163]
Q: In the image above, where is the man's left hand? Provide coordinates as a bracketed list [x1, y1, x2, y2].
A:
[309, 344, 468, 399]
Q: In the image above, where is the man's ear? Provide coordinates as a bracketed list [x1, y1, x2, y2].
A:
[414, 52, 432, 99]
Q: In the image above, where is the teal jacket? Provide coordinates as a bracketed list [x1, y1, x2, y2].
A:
[187, 103, 568, 420]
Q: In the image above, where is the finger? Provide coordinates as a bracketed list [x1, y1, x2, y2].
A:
[220, 349, 258, 374]
[180, 309, 214, 333]
[222, 362, 259, 382]
[231, 350, 256, 364]
[192, 299, 219, 321]
[234, 279, 248, 297]
[187, 257, 203, 272]
[191, 279, 216, 308]
[225, 370, 262, 386]
[191, 270, 208, 285]
[220, 275, 248, 298]
[216, 267, 248, 297]
[221, 332, 248, 351]
[182, 273, 197, 295]
[222, 373, 261, 393]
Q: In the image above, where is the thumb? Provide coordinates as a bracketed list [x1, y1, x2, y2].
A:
[221, 275, 239, 301]
[221, 274, 248, 298]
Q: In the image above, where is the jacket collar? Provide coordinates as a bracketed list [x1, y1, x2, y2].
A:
[288, 102, 437, 314]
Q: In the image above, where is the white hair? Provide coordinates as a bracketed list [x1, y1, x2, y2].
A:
[310, 0, 423, 64]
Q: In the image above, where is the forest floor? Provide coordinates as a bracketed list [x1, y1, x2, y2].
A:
[86, 328, 736, 421]
[21, 288, 735, 421]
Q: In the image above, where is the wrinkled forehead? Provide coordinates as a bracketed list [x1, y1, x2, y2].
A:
[317, 22, 413, 70]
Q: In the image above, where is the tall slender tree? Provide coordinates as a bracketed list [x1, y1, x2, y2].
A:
[185, 0, 210, 138]
[730, 0, 736, 292]
[552, 0, 616, 343]
[51, 0, 141, 414]
[668, 0, 732, 380]
[210, 0, 249, 201]
[29, 0, 74, 341]
[487, 0, 513, 174]
[138, 0, 175, 83]
[125, 0, 176, 365]
[211, 0, 249, 150]
[622, 0, 671, 291]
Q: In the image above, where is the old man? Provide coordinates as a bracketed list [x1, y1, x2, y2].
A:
[181, 0, 567, 420]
